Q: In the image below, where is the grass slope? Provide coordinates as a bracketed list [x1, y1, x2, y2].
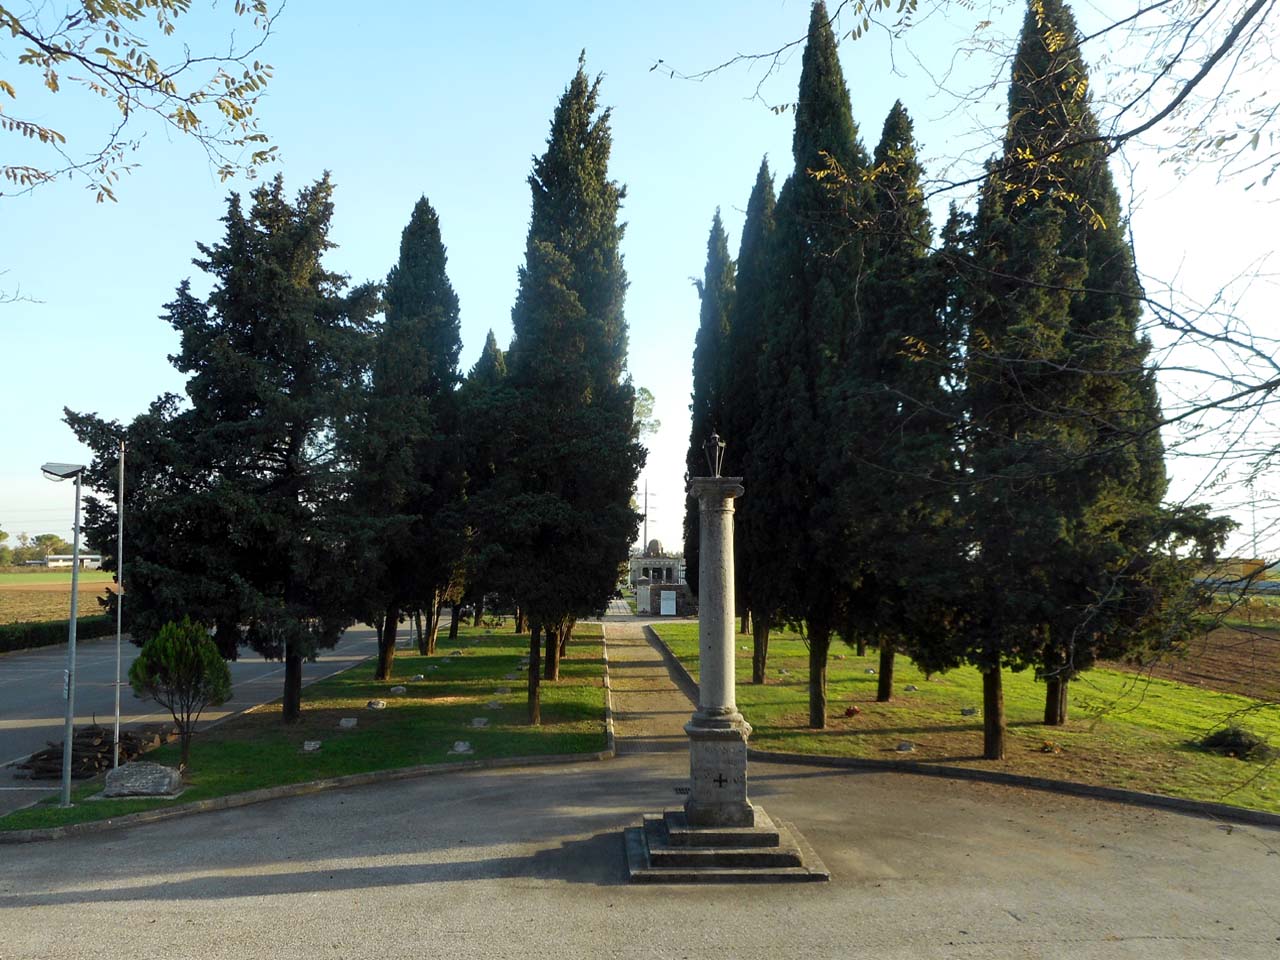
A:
[654, 623, 1280, 814]
[1, 623, 607, 832]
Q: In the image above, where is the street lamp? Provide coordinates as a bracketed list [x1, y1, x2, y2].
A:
[703, 432, 726, 478]
[41, 461, 87, 808]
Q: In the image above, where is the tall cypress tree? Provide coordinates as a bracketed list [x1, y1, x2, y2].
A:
[961, 0, 1227, 754]
[752, 1, 871, 728]
[500, 55, 644, 721]
[350, 196, 464, 680]
[723, 158, 777, 683]
[832, 100, 954, 703]
[683, 210, 735, 597]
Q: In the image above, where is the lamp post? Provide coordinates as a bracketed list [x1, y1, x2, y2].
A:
[41, 461, 87, 808]
[113, 441, 124, 768]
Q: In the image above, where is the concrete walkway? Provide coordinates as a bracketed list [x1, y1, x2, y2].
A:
[602, 616, 694, 755]
[1, 610, 1278, 959]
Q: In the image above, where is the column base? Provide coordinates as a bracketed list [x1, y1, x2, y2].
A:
[684, 716, 754, 828]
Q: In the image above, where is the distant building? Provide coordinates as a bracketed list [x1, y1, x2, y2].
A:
[628, 538, 684, 586]
[45, 554, 102, 570]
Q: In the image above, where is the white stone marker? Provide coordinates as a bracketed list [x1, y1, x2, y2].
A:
[684, 473, 753, 828]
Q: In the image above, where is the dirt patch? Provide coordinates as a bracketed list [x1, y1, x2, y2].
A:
[1103, 626, 1280, 703]
[0, 582, 109, 593]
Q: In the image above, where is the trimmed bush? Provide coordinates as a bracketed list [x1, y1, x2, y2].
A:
[0, 616, 115, 654]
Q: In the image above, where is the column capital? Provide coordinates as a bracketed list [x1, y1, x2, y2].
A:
[688, 476, 744, 501]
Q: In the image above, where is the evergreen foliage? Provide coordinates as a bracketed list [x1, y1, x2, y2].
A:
[347, 196, 465, 680]
[683, 210, 735, 596]
[128, 617, 232, 770]
[496, 55, 644, 721]
[831, 100, 955, 702]
[723, 158, 777, 682]
[962, 0, 1229, 756]
[751, 1, 871, 728]
[68, 174, 379, 722]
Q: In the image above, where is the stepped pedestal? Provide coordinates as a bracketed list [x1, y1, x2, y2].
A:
[624, 467, 829, 883]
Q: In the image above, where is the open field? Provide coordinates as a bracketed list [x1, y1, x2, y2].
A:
[1106, 625, 1280, 703]
[0, 623, 607, 831]
[653, 623, 1280, 813]
[0, 570, 114, 585]
[0, 580, 110, 624]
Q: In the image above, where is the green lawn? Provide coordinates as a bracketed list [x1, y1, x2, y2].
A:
[0, 570, 114, 585]
[653, 623, 1280, 814]
[1, 623, 607, 832]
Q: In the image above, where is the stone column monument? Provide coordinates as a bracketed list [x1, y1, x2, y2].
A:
[683, 471, 752, 827]
[624, 434, 828, 882]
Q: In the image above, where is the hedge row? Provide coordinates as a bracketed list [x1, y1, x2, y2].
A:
[0, 616, 117, 654]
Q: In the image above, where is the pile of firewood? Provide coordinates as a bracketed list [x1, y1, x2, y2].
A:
[13, 724, 178, 780]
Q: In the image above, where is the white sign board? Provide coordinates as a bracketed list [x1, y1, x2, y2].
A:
[660, 590, 677, 616]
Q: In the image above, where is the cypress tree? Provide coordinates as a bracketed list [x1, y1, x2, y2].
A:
[683, 210, 735, 597]
[723, 158, 777, 683]
[458, 330, 509, 625]
[350, 196, 464, 680]
[752, 1, 871, 728]
[961, 0, 1228, 754]
[832, 100, 953, 703]
[501, 55, 644, 721]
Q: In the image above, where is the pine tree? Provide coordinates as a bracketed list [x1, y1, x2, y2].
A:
[683, 210, 735, 597]
[349, 196, 464, 681]
[70, 175, 379, 722]
[723, 158, 777, 683]
[751, 1, 871, 728]
[501, 55, 644, 721]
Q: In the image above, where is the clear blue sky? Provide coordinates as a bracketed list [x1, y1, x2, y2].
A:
[1, 1, 1274, 555]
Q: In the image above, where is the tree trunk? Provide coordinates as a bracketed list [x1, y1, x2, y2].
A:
[375, 605, 398, 681]
[527, 620, 542, 725]
[876, 639, 895, 702]
[448, 601, 461, 645]
[560, 618, 573, 658]
[740, 610, 751, 635]
[544, 621, 561, 680]
[282, 649, 303, 723]
[982, 666, 1006, 760]
[428, 596, 443, 654]
[1043, 675, 1069, 725]
[855, 636, 867, 657]
[179, 730, 192, 772]
[414, 610, 424, 654]
[515, 606, 527, 634]
[808, 624, 831, 729]
[751, 616, 770, 684]
[473, 597, 483, 627]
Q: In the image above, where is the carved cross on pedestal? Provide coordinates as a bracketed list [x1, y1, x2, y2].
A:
[713, 773, 728, 787]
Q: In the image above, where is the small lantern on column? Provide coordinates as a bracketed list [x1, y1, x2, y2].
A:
[703, 432, 726, 478]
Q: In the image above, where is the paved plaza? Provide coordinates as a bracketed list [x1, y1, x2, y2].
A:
[1, 617, 1277, 959]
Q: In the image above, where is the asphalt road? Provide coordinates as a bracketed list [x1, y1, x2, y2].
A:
[0, 626, 380, 815]
[2, 753, 1277, 959]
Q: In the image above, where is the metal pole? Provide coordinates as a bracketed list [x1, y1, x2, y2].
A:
[59, 470, 83, 807]
[113, 440, 124, 768]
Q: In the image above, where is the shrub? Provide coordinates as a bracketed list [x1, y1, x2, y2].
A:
[1199, 726, 1278, 761]
[0, 616, 115, 654]
[128, 617, 231, 772]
